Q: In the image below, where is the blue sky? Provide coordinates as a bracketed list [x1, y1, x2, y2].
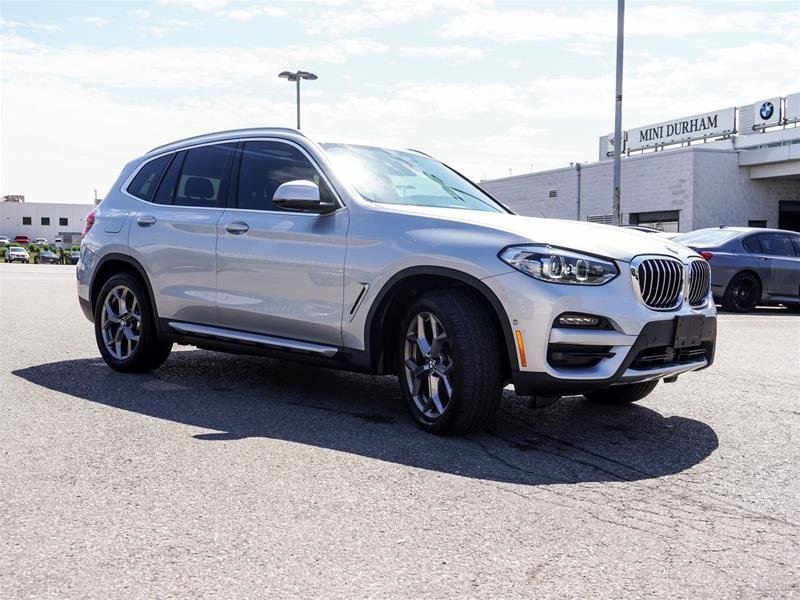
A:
[1, 0, 799, 203]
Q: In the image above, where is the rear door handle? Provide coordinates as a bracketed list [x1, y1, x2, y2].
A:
[137, 215, 156, 226]
[224, 221, 249, 235]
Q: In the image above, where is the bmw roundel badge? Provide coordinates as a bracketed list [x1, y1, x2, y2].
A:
[760, 101, 774, 120]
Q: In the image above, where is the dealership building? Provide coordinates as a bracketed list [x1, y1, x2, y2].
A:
[0, 197, 95, 245]
[481, 92, 800, 233]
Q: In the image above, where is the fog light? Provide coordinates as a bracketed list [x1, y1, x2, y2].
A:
[557, 314, 601, 328]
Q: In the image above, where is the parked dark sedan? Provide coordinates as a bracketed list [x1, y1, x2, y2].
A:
[68, 251, 81, 265]
[35, 250, 60, 264]
[673, 227, 800, 312]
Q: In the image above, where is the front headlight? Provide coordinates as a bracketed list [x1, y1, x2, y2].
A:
[499, 245, 619, 285]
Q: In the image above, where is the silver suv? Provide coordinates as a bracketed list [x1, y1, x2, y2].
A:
[78, 128, 717, 434]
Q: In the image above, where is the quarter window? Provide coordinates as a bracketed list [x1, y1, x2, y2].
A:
[173, 144, 236, 208]
[742, 235, 761, 253]
[128, 154, 171, 201]
[236, 141, 335, 211]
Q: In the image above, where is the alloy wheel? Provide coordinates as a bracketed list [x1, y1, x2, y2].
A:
[403, 312, 454, 420]
[100, 285, 142, 360]
[732, 276, 758, 311]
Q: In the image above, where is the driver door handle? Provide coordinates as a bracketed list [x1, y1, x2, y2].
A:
[224, 221, 249, 235]
[137, 215, 156, 226]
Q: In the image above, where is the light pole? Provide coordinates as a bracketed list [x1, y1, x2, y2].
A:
[612, 0, 625, 226]
[278, 70, 318, 130]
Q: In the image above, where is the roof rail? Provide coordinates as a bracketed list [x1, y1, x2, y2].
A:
[147, 127, 305, 154]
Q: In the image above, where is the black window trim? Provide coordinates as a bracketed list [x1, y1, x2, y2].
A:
[120, 137, 345, 213]
[152, 150, 186, 206]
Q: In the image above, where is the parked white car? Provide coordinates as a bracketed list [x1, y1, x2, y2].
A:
[5, 246, 30, 263]
[78, 128, 717, 434]
[34, 237, 48, 246]
[0, 235, 10, 245]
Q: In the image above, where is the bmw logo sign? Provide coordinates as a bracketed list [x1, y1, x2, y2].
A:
[760, 101, 774, 120]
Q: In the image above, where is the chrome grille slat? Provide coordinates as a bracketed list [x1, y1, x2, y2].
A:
[632, 256, 685, 310]
[687, 259, 711, 306]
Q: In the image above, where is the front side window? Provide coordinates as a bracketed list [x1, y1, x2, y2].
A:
[321, 143, 506, 213]
[236, 141, 335, 211]
[756, 233, 798, 257]
[128, 154, 171, 201]
[173, 144, 236, 208]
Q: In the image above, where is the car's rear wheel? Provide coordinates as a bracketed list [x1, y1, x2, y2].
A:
[722, 272, 761, 313]
[94, 273, 172, 372]
[584, 380, 658, 405]
[397, 289, 503, 435]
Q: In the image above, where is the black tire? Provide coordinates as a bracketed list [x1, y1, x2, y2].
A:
[94, 272, 172, 373]
[722, 272, 761, 313]
[396, 289, 503, 435]
[584, 380, 658, 405]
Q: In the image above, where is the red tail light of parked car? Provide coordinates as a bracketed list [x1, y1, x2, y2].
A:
[81, 209, 96, 239]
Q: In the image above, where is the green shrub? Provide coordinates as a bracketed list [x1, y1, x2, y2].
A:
[71, 245, 81, 251]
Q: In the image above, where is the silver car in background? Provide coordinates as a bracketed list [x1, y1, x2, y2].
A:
[673, 227, 800, 312]
[77, 128, 717, 434]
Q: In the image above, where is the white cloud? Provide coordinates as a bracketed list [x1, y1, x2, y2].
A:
[440, 4, 799, 42]
[0, 17, 62, 32]
[159, 0, 229, 11]
[127, 9, 152, 19]
[81, 16, 112, 27]
[398, 45, 485, 61]
[215, 4, 286, 22]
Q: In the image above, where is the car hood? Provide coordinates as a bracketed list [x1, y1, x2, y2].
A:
[382, 205, 698, 263]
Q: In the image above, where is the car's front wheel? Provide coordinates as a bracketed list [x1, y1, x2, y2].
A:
[584, 380, 658, 405]
[397, 289, 503, 435]
[94, 273, 172, 372]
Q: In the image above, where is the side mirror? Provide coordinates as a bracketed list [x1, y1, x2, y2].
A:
[273, 180, 336, 213]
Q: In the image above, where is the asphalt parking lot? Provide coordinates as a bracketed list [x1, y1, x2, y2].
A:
[1, 263, 799, 599]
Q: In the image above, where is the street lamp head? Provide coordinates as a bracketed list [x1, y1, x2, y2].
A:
[279, 70, 318, 82]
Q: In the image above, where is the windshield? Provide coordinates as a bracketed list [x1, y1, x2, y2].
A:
[321, 143, 506, 213]
[673, 229, 740, 246]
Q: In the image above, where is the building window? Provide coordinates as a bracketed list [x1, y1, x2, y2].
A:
[548, 188, 558, 199]
[41, 217, 50, 226]
[22, 217, 32, 225]
[59, 217, 68, 226]
[748, 220, 767, 228]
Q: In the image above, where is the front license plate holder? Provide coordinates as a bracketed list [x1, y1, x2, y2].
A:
[673, 315, 706, 348]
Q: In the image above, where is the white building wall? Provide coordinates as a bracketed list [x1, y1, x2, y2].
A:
[0, 202, 94, 244]
[692, 151, 800, 229]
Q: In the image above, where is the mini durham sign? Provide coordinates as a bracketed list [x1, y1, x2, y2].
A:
[627, 107, 736, 151]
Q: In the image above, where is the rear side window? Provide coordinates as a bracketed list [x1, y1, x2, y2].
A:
[127, 154, 171, 201]
[236, 141, 335, 211]
[173, 144, 236, 208]
[756, 233, 798, 257]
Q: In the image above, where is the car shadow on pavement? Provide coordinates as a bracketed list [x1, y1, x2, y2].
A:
[13, 350, 718, 486]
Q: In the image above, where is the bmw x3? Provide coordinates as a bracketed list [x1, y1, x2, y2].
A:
[77, 128, 717, 434]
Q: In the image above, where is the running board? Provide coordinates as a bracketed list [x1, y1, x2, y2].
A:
[167, 321, 339, 358]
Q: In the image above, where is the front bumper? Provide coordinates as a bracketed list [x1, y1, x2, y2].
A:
[481, 268, 717, 397]
[512, 316, 716, 396]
